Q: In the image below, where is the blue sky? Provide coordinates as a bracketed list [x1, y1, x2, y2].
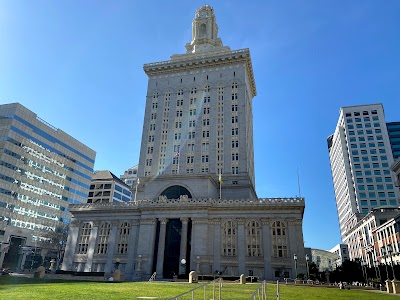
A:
[1, 1, 399, 250]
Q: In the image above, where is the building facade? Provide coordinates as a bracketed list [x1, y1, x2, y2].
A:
[61, 5, 307, 281]
[387, 122, 400, 160]
[0, 103, 96, 270]
[87, 170, 132, 204]
[328, 243, 349, 267]
[327, 104, 400, 247]
[137, 4, 257, 200]
[120, 165, 138, 190]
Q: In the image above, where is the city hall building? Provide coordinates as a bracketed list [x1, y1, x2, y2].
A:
[62, 5, 307, 280]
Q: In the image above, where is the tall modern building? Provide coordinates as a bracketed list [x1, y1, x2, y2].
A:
[387, 122, 400, 159]
[62, 5, 306, 281]
[137, 4, 257, 200]
[327, 104, 400, 245]
[120, 165, 138, 190]
[0, 103, 96, 269]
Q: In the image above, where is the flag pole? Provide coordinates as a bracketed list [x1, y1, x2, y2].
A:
[297, 167, 301, 198]
[134, 177, 139, 202]
[219, 172, 222, 200]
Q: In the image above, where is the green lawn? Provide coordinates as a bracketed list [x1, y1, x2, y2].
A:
[0, 276, 397, 300]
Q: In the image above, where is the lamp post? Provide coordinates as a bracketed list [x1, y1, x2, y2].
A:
[361, 261, 367, 283]
[293, 254, 298, 279]
[387, 245, 396, 280]
[180, 258, 186, 275]
[374, 261, 381, 282]
[305, 254, 310, 281]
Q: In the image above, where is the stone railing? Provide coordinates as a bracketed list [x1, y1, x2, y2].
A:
[70, 197, 305, 210]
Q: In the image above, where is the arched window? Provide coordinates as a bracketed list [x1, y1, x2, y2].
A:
[117, 222, 131, 254]
[96, 222, 111, 254]
[160, 185, 192, 199]
[78, 222, 92, 254]
[222, 221, 236, 256]
[246, 221, 261, 256]
[272, 221, 287, 258]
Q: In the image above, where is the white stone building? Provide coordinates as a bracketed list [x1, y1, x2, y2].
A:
[329, 243, 349, 267]
[327, 104, 400, 248]
[61, 5, 307, 281]
[120, 165, 138, 190]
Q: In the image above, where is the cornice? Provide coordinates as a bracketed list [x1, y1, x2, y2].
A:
[143, 48, 256, 97]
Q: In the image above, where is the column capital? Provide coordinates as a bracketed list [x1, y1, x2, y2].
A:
[111, 220, 120, 226]
[237, 218, 245, 225]
[92, 220, 100, 227]
[130, 220, 140, 226]
[180, 217, 189, 224]
[260, 218, 270, 225]
[159, 218, 168, 225]
[287, 219, 303, 226]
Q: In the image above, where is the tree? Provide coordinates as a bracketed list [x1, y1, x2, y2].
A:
[39, 224, 69, 270]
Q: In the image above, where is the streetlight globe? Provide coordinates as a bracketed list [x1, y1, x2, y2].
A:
[293, 254, 297, 260]
[305, 254, 309, 261]
[181, 259, 186, 265]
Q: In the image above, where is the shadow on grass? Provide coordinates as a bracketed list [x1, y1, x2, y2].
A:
[0, 276, 111, 286]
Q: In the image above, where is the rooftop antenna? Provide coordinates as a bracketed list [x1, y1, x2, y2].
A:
[297, 167, 301, 198]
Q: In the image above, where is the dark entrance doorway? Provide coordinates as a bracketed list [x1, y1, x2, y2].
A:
[163, 219, 181, 278]
[3, 236, 25, 271]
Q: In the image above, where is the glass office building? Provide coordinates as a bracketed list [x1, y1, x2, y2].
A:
[0, 103, 96, 270]
[387, 122, 400, 159]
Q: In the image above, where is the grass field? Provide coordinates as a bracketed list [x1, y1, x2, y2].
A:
[0, 276, 397, 300]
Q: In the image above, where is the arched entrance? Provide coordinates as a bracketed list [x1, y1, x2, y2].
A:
[152, 186, 192, 278]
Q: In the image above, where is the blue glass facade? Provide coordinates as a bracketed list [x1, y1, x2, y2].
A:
[0, 103, 96, 244]
[387, 122, 400, 159]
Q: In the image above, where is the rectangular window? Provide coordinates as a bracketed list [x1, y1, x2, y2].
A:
[385, 177, 392, 182]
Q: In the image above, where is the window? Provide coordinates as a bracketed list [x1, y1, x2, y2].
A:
[232, 153, 239, 161]
[97, 223, 111, 254]
[232, 140, 239, 148]
[246, 221, 261, 257]
[189, 120, 195, 127]
[359, 193, 367, 198]
[203, 119, 209, 126]
[202, 131, 210, 138]
[232, 116, 238, 123]
[189, 109, 197, 116]
[117, 222, 131, 254]
[232, 128, 239, 136]
[188, 132, 195, 139]
[203, 107, 209, 114]
[187, 156, 194, 164]
[176, 110, 182, 117]
[201, 155, 209, 163]
[362, 157, 369, 162]
[272, 221, 287, 258]
[78, 222, 92, 254]
[374, 123, 380, 127]
[222, 221, 236, 256]
[385, 177, 392, 182]
[231, 166, 239, 174]
[176, 99, 183, 106]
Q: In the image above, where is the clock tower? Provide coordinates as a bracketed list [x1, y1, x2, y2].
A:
[185, 5, 228, 54]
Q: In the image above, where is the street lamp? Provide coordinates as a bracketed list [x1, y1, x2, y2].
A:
[293, 254, 298, 279]
[305, 254, 310, 281]
[374, 260, 381, 282]
[387, 245, 396, 280]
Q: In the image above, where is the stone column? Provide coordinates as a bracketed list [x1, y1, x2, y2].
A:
[85, 221, 99, 272]
[179, 218, 188, 275]
[237, 218, 246, 275]
[212, 219, 221, 273]
[61, 220, 80, 271]
[191, 219, 208, 274]
[156, 218, 168, 279]
[136, 219, 157, 278]
[125, 220, 140, 278]
[261, 218, 272, 280]
[104, 221, 119, 274]
[287, 218, 298, 278]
